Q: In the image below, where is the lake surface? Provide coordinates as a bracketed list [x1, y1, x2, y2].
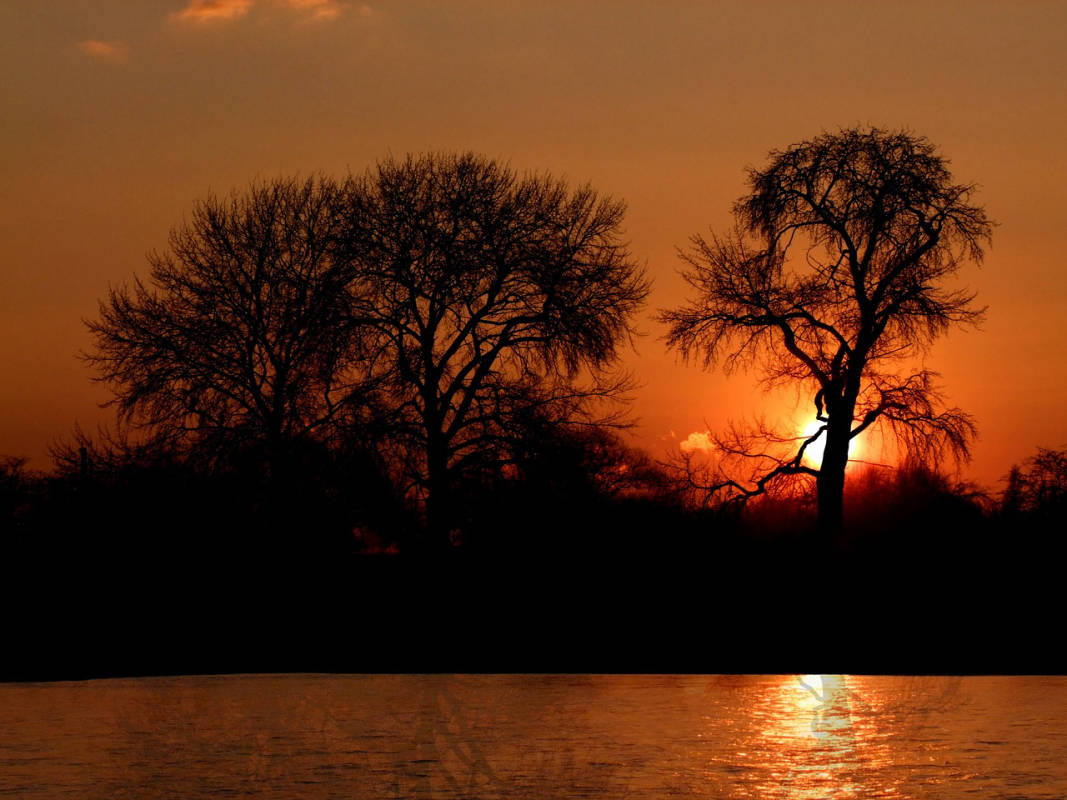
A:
[1, 674, 1064, 798]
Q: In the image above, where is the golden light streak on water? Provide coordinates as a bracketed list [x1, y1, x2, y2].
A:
[740, 675, 861, 799]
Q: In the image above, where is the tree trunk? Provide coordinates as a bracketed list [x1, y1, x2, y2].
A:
[424, 437, 453, 552]
[816, 461, 845, 540]
[816, 415, 852, 541]
[263, 430, 296, 557]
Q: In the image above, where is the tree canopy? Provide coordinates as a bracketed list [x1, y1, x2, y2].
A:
[340, 153, 649, 548]
[85, 176, 371, 474]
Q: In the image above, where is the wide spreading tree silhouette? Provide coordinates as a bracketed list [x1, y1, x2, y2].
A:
[84, 156, 648, 551]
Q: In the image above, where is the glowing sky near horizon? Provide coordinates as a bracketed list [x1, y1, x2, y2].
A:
[2, 1, 1067, 488]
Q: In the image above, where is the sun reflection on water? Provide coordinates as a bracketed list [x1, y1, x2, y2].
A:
[745, 675, 885, 799]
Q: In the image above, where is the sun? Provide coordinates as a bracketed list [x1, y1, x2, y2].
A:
[799, 420, 861, 467]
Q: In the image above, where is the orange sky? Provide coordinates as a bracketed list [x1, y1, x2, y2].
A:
[3, 1, 1066, 489]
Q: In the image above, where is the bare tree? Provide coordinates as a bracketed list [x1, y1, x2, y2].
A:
[340, 153, 650, 549]
[85, 176, 371, 477]
[660, 127, 993, 536]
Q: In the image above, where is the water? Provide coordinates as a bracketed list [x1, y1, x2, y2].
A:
[1, 675, 1064, 798]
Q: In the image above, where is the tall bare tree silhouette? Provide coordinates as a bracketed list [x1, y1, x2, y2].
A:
[661, 127, 993, 537]
[340, 153, 649, 549]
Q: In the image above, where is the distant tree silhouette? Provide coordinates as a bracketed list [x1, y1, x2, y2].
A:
[842, 462, 991, 557]
[1002, 446, 1067, 521]
[47, 418, 410, 563]
[461, 424, 677, 554]
[661, 127, 993, 537]
[517, 424, 672, 502]
[84, 176, 373, 482]
[339, 154, 649, 549]
[1, 455, 34, 534]
[51, 424, 178, 480]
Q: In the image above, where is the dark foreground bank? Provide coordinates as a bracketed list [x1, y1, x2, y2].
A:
[1, 547, 1060, 681]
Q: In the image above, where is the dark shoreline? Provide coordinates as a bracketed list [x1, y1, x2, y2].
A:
[3, 551, 1059, 681]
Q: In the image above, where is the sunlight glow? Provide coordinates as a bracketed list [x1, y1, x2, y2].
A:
[800, 421, 827, 466]
[799, 420, 861, 467]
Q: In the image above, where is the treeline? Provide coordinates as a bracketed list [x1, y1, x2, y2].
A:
[3, 439, 1065, 567]
[1, 427, 685, 564]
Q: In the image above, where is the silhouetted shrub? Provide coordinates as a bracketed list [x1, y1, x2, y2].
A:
[841, 464, 991, 561]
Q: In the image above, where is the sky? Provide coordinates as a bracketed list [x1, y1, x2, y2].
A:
[3, 0, 1066, 489]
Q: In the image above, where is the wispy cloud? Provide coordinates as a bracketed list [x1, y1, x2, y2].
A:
[170, 0, 360, 25]
[171, 0, 254, 24]
[77, 40, 130, 64]
[281, 0, 345, 22]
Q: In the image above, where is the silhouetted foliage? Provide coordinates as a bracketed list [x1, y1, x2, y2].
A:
[50, 424, 180, 480]
[1001, 447, 1067, 544]
[660, 127, 993, 537]
[692, 461, 994, 565]
[459, 425, 680, 555]
[1, 456, 36, 535]
[45, 420, 405, 562]
[842, 463, 991, 559]
[513, 424, 674, 504]
[339, 153, 650, 549]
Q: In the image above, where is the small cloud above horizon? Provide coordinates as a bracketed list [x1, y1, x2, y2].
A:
[680, 431, 714, 453]
[77, 40, 130, 64]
